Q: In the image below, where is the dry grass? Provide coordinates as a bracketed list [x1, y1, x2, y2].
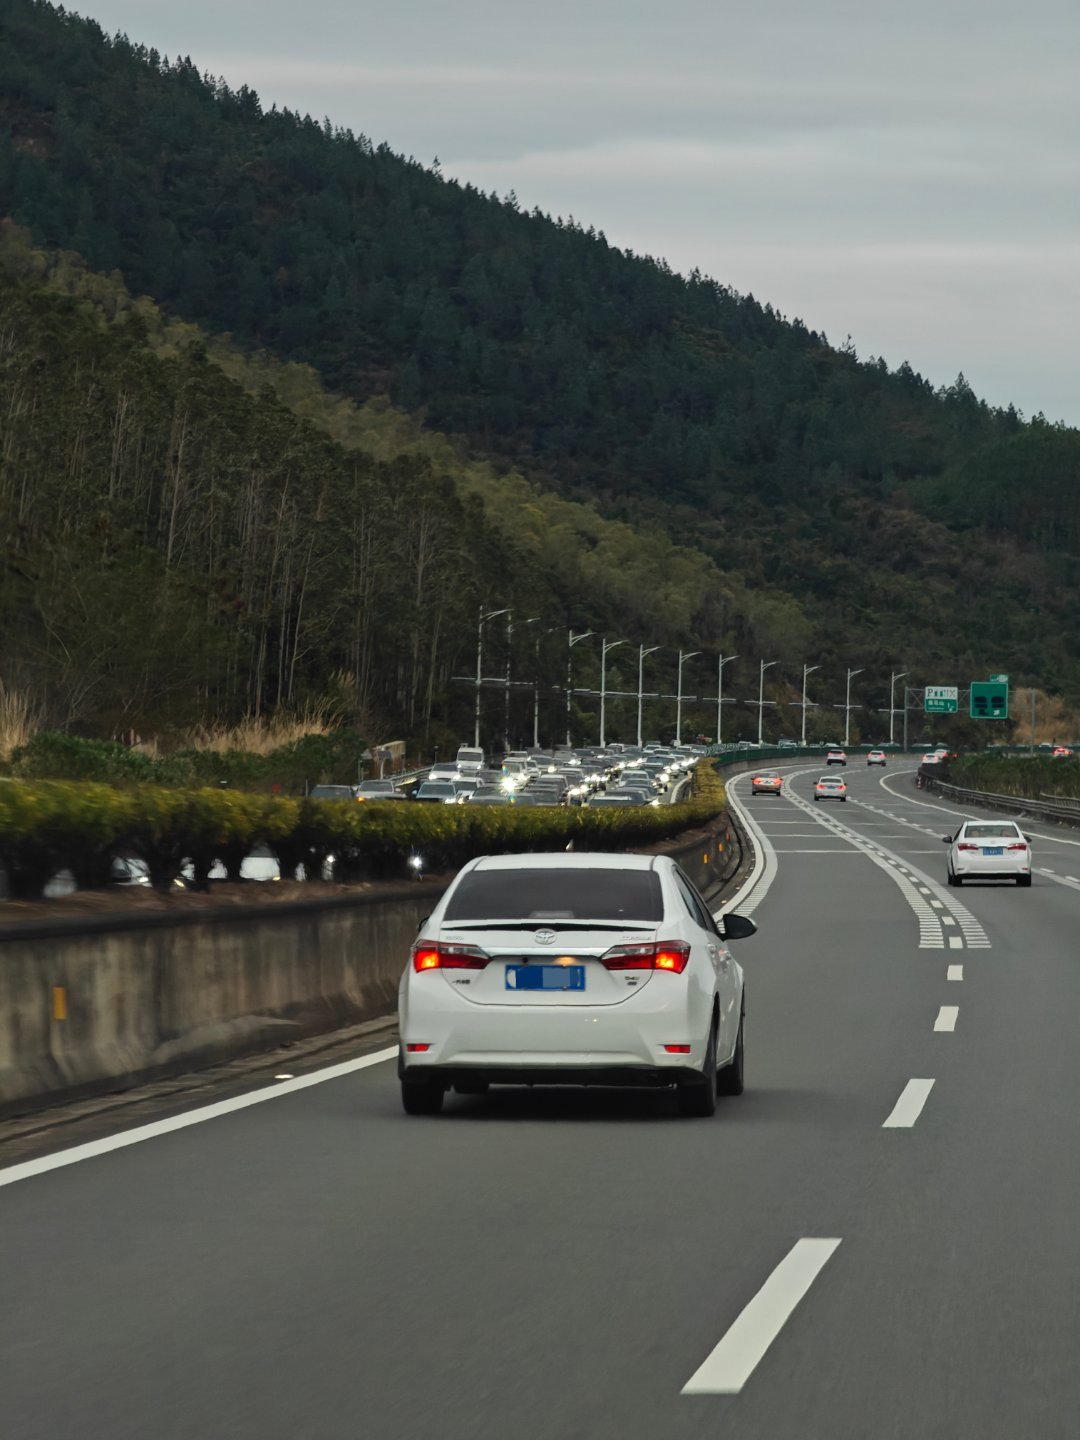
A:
[175, 703, 337, 756]
[0, 681, 44, 761]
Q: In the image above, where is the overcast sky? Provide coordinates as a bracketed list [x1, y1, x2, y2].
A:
[81, 0, 1079, 424]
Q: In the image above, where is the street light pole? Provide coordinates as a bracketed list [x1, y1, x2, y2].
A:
[676, 650, 701, 746]
[600, 638, 627, 746]
[717, 654, 739, 747]
[503, 610, 513, 754]
[517, 617, 542, 750]
[843, 667, 865, 746]
[757, 660, 778, 744]
[637, 644, 661, 747]
[889, 671, 909, 746]
[800, 664, 821, 746]
[566, 629, 594, 747]
[474, 604, 508, 749]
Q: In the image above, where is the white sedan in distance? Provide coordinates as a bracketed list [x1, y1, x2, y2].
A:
[867, 750, 887, 766]
[825, 748, 847, 765]
[943, 821, 1032, 886]
[397, 852, 753, 1117]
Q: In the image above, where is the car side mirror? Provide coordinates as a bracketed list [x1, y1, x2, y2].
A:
[941, 835, 953, 843]
[721, 912, 757, 941]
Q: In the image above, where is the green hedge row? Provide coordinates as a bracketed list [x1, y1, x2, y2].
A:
[948, 753, 1080, 800]
[0, 768, 726, 899]
[7, 730, 369, 790]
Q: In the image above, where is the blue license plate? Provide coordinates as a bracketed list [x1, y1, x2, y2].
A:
[983, 847, 1003, 856]
[506, 964, 585, 991]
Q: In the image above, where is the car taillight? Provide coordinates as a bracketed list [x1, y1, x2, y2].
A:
[663, 1044, 692, 1054]
[957, 842, 978, 852]
[406, 1043, 431, 1052]
[412, 941, 490, 972]
[601, 941, 691, 974]
[1007, 842, 1028, 851]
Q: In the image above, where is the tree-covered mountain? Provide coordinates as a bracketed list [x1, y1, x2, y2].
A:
[2, 0, 1080, 736]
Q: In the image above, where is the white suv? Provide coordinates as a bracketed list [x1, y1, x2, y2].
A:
[397, 853, 753, 1117]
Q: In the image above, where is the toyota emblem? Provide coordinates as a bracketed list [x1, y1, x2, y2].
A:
[534, 929, 557, 946]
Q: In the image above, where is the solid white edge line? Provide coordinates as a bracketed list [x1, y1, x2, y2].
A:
[0, 1046, 399, 1189]
[719, 774, 779, 918]
[682, 1238, 842, 1394]
[882, 1078, 935, 1128]
[947, 964, 964, 980]
[934, 1006, 959, 1033]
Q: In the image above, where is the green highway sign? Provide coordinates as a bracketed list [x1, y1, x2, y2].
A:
[971, 680, 1008, 720]
[925, 685, 958, 714]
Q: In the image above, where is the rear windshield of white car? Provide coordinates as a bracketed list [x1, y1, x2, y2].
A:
[818, 776, 841, 783]
[444, 868, 664, 922]
[963, 825, 1020, 839]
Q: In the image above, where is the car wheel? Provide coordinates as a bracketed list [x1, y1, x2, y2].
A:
[676, 1018, 718, 1118]
[953, 874, 964, 887]
[1017, 874, 1032, 887]
[946, 869, 955, 887]
[717, 1010, 745, 1097]
[401, 1077, 445, 1115]
[841, 796, 848, 802]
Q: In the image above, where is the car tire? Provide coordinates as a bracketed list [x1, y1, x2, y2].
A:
[1017, 874, 1032, 887]
[676, 1018, 718, 1118]
[716, 1011, 745, 1097]
[841, 796, 848, 802]
[946, 869, 955, 887]
[953, 874, 964, 887]
[401, 1077, 445, 1115]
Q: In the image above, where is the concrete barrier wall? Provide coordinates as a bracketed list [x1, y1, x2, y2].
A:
[0, 885, 441, 1118]
[0, 796, 745, 1119]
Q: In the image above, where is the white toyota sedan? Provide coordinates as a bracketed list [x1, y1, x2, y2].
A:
[943, 821, 1032, 886]
[397, 852, 752, 1117]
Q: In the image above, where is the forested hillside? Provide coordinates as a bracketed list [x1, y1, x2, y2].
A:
[2, 0, 1080, 737]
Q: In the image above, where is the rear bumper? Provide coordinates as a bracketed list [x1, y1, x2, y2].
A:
[400, 1058, 700, 1088]
[954, 862, 1030, 877]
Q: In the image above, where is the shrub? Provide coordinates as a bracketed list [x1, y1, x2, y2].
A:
[0, 763, 728, 898]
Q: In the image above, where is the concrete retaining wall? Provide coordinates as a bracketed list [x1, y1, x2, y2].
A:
[0, 798, 745, 1119]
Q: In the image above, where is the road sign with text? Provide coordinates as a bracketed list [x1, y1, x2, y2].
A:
[970, 680, 1008, 719]
[925, 685, 958, 714]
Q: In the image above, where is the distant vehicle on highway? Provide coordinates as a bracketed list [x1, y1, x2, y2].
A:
[814, 775, 848, 802]
[1053, 746, 1073, 758]
[355, 780, 407, 801]
[943, 821, 1031, 886]
[413, 781, 460, 804]
[921, 752, 942, 765]
[397, 852, 754, 1116]
[866, 750, 886, 767]
[825, 749, 847, 766]
[309, 784, 359, 802]
[455, 746, 485, 775]
[751, 771, 783, 795]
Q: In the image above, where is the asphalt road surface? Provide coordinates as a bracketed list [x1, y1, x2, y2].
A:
[3, 761, 1080, 1440]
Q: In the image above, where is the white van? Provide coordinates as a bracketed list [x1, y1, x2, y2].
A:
[455, 746, 485, 775]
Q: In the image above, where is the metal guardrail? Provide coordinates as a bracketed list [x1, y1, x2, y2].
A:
[927, 777, 1080, 827]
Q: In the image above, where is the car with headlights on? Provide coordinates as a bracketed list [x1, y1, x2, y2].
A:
[943, 821, 1032, 886]
[751, 771, 783, 795]
[397, 852, 753, 1117]
[814, 774, 848, 802]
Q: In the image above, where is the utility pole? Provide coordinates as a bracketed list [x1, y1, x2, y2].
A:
[716, 654, 739, 747]
[637, 644, 662, 747]
[841, 667, 865, 746]
[1031, 687, 1037, 752]
[756, 660, 778, 744]
[474, 605, 508, 749]
[519, 617, 543, 750]
[503, 610, 513, 754]
[903, 686, 910, 753]
[890, 671, 909, 746]
[799, 664, 821, 746]
[676, 650, 701, 746]
[600, 638, 627, 746]
[566, 629, 594, 747]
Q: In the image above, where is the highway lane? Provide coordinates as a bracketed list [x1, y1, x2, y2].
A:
[4, 764, 1080, 1438]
